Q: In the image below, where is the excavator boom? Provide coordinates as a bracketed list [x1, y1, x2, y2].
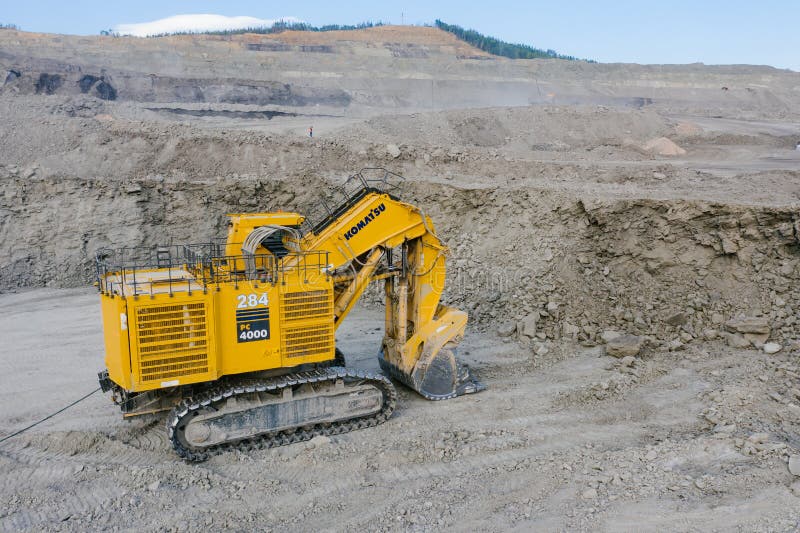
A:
[295, 169, 484, 399]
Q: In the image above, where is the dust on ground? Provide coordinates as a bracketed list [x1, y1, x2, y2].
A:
[0, 289, 798, 531]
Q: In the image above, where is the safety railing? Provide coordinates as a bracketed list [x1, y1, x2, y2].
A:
[96, 243, 329, 297]
[301, 168, 404, 235]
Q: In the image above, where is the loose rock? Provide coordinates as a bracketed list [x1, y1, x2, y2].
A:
[496, 321, 516, 338]
[763, 342, 782, 354]
[308, 435, 332, 448]
[789, 455, 800, 476]
[600, 330, 621, 343]
[665, 312, 687, 326]
[725, 317, 770, 335]
[724, 332, 750, 349]
[606, 335, 644, 358]
[519, 315, 538, 339]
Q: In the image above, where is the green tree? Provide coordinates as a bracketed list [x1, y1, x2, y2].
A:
[434, 19, 587, 61]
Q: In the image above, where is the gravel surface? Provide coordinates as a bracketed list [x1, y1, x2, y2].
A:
[0, 289, 799, 531]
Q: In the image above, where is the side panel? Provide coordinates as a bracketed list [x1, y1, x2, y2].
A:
[215, 276, 336, 374]
[216, 283, 282, 376]
[278, 278, 335, 368]
[101, 294, 132, 390]
[127, 292, 217, 392]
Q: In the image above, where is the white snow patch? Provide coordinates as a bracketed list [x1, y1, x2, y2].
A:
[113, 14, 300, 37]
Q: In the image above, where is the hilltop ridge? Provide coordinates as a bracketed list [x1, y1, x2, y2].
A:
[1, 26, 798, 117]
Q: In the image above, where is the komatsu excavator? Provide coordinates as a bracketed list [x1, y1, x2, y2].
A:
[96, 169, 484, 461]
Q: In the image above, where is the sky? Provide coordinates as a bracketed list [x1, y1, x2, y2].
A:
[2, 1, 799, 71]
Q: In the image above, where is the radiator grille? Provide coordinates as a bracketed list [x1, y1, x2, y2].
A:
[134, 302, 209, 382]
[281, 290, 331, 321]
[282, 324, 335, 358]
[280, 290, 334, 359]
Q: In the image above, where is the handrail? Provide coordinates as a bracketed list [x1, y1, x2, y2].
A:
[300, 168, 404, 235]
[96, 245, 329, 296]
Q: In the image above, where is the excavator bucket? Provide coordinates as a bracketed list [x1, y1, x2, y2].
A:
[379, 343, 486, 401]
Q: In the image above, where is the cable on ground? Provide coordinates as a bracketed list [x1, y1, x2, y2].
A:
[0, 387, 101, 445]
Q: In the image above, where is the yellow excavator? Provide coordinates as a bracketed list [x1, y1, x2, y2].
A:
[96, 169, 484, 460]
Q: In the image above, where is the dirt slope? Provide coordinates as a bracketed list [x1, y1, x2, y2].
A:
[2, 27, 799, 115]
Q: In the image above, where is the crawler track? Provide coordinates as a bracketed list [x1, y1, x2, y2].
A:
[166, 367, 396, 462]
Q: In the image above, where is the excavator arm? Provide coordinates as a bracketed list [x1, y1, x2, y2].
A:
[291, 170, 484, 400]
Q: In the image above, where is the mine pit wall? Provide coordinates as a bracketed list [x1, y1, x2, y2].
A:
[564, 199, 800, 347]
[2, 173, 799, 347]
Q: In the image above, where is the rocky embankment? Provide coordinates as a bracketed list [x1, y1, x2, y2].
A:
[482, 198, 800, 358]
[3, 167, 800, 360]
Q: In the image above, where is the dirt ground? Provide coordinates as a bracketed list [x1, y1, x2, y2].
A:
[0, 289, 798, 532]
[1, 25, 800, 532]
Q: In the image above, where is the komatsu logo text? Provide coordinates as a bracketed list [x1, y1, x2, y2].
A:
[343, 203, 386, 240]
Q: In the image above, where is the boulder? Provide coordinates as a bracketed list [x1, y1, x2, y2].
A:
[386, 144, 401, 158]
[606, 335, 644, 358]
[665, 312, 688, 326]
[519, 315, 538, 339]
[600, 330, 622, 343]
[496, 321, 516, 338]
[763, 342, 782, 354]
[789, 455, 800, 477]
[725, 317, 770, 335]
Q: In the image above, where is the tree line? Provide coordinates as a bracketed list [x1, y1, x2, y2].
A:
[434, 20, 587, 61]
[93, 17, 591, 63]
[139, 21, 385, 38]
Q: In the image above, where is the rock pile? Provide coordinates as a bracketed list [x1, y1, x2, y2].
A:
[642, 137, 686, 156]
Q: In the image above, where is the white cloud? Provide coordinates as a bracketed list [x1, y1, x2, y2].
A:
[113, 14, 301, 37]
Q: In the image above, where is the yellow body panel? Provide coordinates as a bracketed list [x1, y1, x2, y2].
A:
[101, 294, 132, 390]
[100, 250, 335, 393]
